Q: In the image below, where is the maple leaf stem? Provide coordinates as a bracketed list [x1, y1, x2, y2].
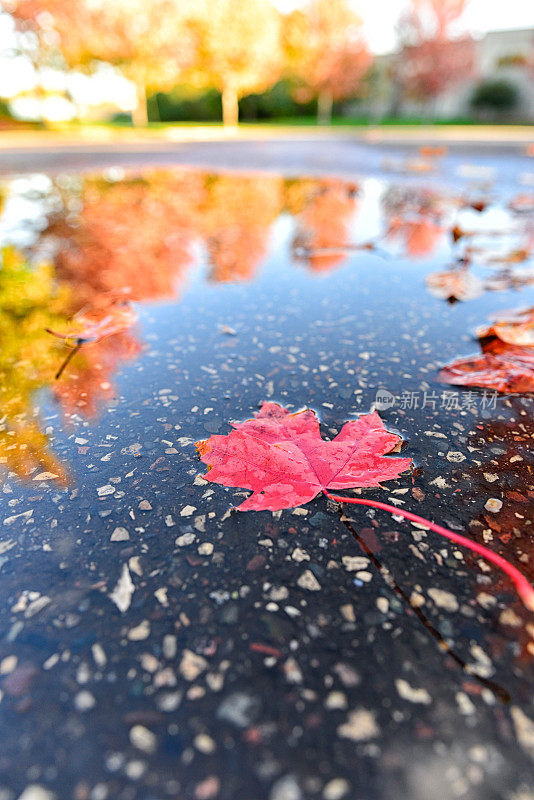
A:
[55, 340, 83, 380]
[322, 490, 534, 611]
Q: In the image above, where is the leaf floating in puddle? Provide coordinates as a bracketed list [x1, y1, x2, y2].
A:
[439, 346, 534, 393]
[464, 245, 530, 265]
[476, 306, 534, 347]
[195, 403, 534, 611]
[47, 299, 138, 380]
[419, 146, 448, 159]
[440, 308, 534, 392]
[47, 300, 137, 345]
[426, 265, 484, 302]
[196, 402, 412, 512]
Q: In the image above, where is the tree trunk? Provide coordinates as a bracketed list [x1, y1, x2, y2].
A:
[389, 83, 404, 119]
[317, 90, 333, 125]
[222, 86, 239, 127]
[149, 92, 161, 123]
[132, 82, 148, 127]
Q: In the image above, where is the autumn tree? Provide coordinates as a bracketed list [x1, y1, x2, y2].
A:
[5, 0, 195, 125]
[290, 179, 359, 271]
[0, 247, 70, 482]
[283, 0, 371, 124]
[394, 0, 475, 110]
[381, 185, 446, 258]
[199, 173, 283, 280]
[183, 0, 282, 127]
[52, 332, 141, 419]
[45, 170, 203, 306]
[27, 169, 207, 416]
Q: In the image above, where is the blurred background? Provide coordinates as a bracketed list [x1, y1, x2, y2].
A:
[0, 0, 532, 129]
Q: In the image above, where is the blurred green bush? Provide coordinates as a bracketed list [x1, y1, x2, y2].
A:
[471, 79, 520, 113]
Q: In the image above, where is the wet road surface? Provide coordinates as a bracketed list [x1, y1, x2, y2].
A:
[0, 145, 533, 800]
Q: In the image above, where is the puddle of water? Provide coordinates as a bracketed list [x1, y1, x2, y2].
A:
[0, 166, 531, 491]
[0, 161, 533, 798]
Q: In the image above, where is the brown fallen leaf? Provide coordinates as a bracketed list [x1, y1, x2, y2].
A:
[485, 266, 534, 292]
[419, 146, 448, 158]
[47, 301, 137, 344]
[47, 299, 138, 379]
[439, 339, 534, 393]
[508, 194, 534, 214]
[461, 199, 489, 213]
[464, 245, 530, 265]
[476, 307, 534, 347]
[426, 265, 484, 302]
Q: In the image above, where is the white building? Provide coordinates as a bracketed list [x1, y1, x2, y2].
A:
[361, 27, 534, 121]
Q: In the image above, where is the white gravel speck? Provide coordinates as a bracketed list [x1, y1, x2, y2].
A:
[297, 570, 321, 591]
[194, 733, 216, 754]
[180, 506, 196, 517]
[180, 649, 208, 681]
[511, 706, 534, 758]
[111, 526, 130, 542]
[109, 564, 135, 613]
[16, 786, 55, 800]
[342, 556, 370, 572]
[446, 451, 466, 463]
[129, 725, 157, 754]
[25, 596, 51, 618]
[154, 587, 168, 606]
[323, 778, 350, 800]
[395, 678, 432, 705]
[176, 532, 196, 546]
[74, 690, 96, 711]
[128, 620, 150, 641]
[269, 774, 302, 800]
[338, 709, 379, 741]
[428, 588, 458, 612]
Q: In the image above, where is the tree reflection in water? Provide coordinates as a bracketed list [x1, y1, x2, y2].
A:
[3, 166, 530, 484]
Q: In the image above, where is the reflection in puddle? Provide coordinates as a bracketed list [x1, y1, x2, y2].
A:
[1, 160, 533, 799]
[0, 166, 533, 485]
[0, 247, 70, 483]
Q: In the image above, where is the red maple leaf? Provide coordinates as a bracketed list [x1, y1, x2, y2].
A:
[439, 335, 534, 393]
[196, 402, 412, 511]
[195, 402, 534, 610]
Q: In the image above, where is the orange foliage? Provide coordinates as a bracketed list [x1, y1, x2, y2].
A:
[292, 179, 359, 271]
[38, 169, 368, 420]
[284, 0, 371, 119]
[387, 216, 445, 257]
[7, 0, 194, 87]
[396, 0, 475, 101]
[53, 332, 141, 419]
[382, 186, 448, 258]
[200, 174, 283, 281]
[184, 0, 282, 125]
[43, 170, 205, 418]
[47, 171, 203, 308]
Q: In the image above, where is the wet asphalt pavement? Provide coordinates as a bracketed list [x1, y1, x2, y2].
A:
[0, 140, 533, 800]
